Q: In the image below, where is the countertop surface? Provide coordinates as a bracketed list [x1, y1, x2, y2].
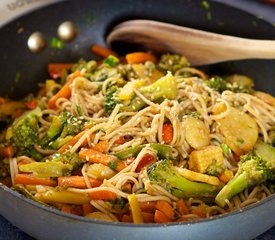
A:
[0, 0, 274, 239]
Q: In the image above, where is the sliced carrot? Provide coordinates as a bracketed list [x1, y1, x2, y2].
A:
[61, 204, 72, 214]
[48, 63, 74, 79]
[92, 141, 109, 153]
[121, 214, 133, 223]
[191, 205, 207, 218]
[58, 128, 93, 153]
[154, 210, 172, 223]
[15, 174, 57, 187]
[82, 203, 94, 215]
[125, 52, 157, 64]
[176, 199, 190, 215]
[142, 212, 155, 223]
[218, 170, 234, 184]
[136, 153, 156, 172]
[58, 176, 102, 189]
[91, 44, 117, 58]
[155, 200, 174, 219]
[89, 190, 116, 201]
[139, 201, 157, 213]
[48, 71, 81, 109]
[0, 145, 16, 158]
[162, 123, 174, 144]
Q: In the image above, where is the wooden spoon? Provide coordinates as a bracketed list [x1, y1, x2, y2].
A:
[107, 20, 275, 66]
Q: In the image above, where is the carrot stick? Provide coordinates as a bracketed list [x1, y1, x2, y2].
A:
[0, 145, 16, 158]
[58, 128, 92, 153]
[79, 148, 111, 165]
[15, 174, 57, 187]
[89, 190, 116, 201]
[155, 200, 174, 219]
[125, 52, 157, 64]
[142, 212, 155, 223]
[48, 71, 81, 109]
[176, 199, 190, 215]
[58, 176, 102, 189]
[154, 210, 172, 223]
[82, 203, 94, 215]
[91, 44, 117, 58]
[139, 201, 156, 213]
[79, 148, 128, 172]
[218, 170, 234, 184]
[136, 153, 156, 172]
[162, 123, 174, 144]
[92, 141, 109, 153]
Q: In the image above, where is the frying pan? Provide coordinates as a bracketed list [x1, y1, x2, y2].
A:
[0, 0, 274, 239]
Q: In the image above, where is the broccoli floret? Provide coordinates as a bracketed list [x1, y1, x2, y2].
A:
[52, 151, 84, 170]
[157, 54, 190, 74]
[103, 86, 122, 114]
[10, 107, 42, 159]
[123, 72, 178, 112]
[205, 77, 229, 93]
[215, 141, 275, 207]
[205, 159, 225, 177]
[148, 159, 222, 201]
[42, 112, 87, 149]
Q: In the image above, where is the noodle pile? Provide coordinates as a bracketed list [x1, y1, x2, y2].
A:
[2, 52, 275, 223]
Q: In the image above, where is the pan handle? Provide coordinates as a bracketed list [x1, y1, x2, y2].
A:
[0, 0, 64, 28]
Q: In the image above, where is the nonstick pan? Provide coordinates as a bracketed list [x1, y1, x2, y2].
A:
[0, 1, 274, 239]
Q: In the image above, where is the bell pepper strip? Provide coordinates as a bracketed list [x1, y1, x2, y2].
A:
[24, 100, 38, 110]
[15, 174, 57, 187]
[125, 52, 157, 64]
[89, 190, 116, 201]
[48, 63, 74, 79]
[128, 193, 144, 224]
[58, 176, 102, 189]
[90, 44, 118, 58]
[136, 153, 156, 172]
[48, 71, 81, 109]
[35, 188, 91, 204]
[155, 200, 174, 219]
[162, 123, 174, 144]
[115, 143, 174, 160]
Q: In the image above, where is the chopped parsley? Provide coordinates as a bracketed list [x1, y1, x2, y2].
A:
[237, 138, 245, 144]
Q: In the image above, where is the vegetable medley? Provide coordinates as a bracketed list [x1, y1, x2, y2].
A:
[0, 46, 274, 224]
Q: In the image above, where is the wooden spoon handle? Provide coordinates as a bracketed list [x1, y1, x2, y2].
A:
[107, 20, 275, 65]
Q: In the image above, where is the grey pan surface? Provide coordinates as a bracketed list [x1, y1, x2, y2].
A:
[0, 0, 275, 239]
